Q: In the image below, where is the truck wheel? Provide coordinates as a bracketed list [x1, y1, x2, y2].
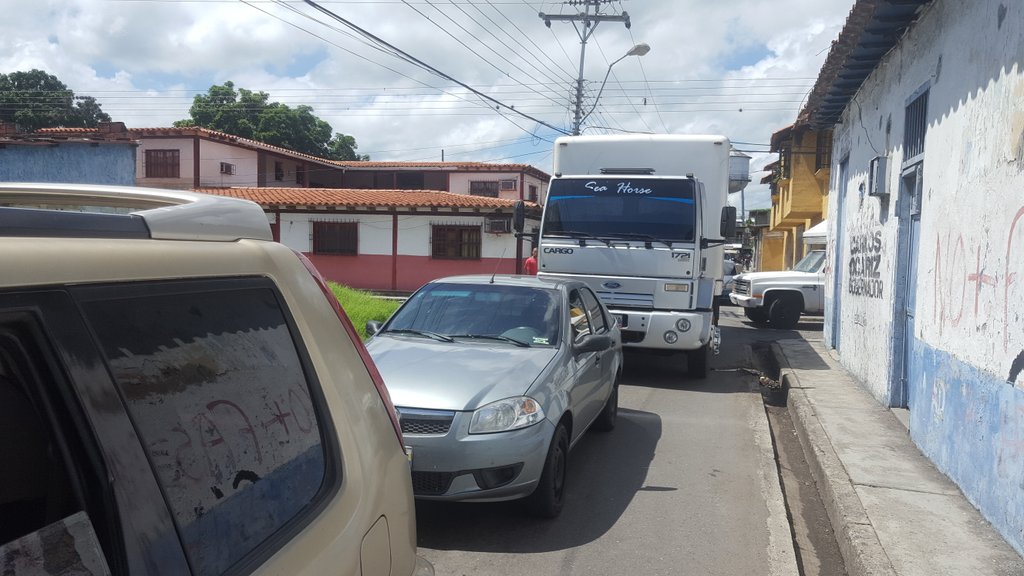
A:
[768, 294, 802, 329]
[744, 307, 769, 325]
[687, 345, 709, 378]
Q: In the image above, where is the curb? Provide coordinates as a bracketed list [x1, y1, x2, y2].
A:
[770, 342, 896, 576]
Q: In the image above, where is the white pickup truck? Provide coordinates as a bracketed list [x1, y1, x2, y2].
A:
[728, 249, 826, 329]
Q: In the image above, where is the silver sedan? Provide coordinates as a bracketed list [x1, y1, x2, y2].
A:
[365, 275, 623, 518]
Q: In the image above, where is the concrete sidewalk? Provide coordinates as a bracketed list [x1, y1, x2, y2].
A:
[772, 336, 1024, 576]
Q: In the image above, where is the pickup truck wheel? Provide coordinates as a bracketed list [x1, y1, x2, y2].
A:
[744, 307, 769, 324]
[687, 344, 709, 378]
[768, 294, 802, 329]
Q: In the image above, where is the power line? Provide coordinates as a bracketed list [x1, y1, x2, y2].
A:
[300, 0, 569, 135]
[400, 0, 566, 105]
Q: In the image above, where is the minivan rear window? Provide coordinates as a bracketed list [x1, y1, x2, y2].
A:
[79, 279, 331, 576]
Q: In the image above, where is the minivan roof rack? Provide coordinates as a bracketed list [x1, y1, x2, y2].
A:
[0, 183, 273, 242]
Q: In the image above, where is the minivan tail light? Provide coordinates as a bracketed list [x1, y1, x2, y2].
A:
[295, 251, 406, 452]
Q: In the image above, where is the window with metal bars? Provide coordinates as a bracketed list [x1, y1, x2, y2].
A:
[904, 90, 928, 162]
[431, 225, 481, 260]
[469, 181, 499, 198]
[144, 149, 180, 178]
[815, 132, 832, 172]
[313, 221, 358, 255]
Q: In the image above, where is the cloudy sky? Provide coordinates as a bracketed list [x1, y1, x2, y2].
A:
[1, 0, 854, 211]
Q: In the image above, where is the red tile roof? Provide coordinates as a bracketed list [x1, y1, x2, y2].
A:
[197, 187, 540, 212]
[130, 126, 343, 167]
[33, 125, 551, 179]
[333, 160, 550, 180]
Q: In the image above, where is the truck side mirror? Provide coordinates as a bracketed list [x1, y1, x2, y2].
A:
[720, 206, 737, 238]
[513, 201, 525, 233]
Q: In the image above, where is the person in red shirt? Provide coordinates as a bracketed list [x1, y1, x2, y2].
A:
[524, 247, 538, 275]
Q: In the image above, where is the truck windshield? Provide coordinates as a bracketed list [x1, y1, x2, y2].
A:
[543, 177, 696, 242]
[793, 250, 826, 273]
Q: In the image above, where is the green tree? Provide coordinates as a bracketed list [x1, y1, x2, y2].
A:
[0, 69, 111, 131]
[328, 133, 369, 161]
[176, 81, 367, 160]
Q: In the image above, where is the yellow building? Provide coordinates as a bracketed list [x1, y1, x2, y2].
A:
[760, 124, 831, 270]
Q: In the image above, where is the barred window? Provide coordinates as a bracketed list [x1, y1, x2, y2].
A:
[274, 161, 285, 181]
[432, 225, 481, 260]
[313, 222, 358, 255]
[904, 90, 928, 162]
[469, 181, 499, 198]
[144, 149, 180, 178]
[815, 133, 832, 172]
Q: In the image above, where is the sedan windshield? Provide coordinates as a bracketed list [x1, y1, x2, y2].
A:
[385, 283, 561, 346]
[543, 177, 696, 242]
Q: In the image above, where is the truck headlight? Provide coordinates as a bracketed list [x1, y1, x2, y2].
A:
[469, 397, 545, 434]
[664, 283, 689, 292]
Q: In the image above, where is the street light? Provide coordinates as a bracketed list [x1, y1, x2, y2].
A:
[574, 43, 650, 134]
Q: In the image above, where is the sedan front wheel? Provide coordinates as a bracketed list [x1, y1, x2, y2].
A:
[526, 424, 569, 518]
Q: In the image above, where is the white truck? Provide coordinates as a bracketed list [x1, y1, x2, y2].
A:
[514, 135, 738, 377]
[728, 249, 826, 329]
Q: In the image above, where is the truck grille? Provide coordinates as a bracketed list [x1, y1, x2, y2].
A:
[596, 291, 655, 310]
[733, 279, 751, 296]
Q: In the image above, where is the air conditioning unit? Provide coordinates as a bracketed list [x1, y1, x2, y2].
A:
[868, 156, 888, 197]
[500, 179, 517, 191]
[484, 217, 511, 234]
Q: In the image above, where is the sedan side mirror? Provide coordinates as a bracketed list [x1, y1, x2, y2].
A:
[575, 333, 612, 354]
[365, 320, 382, 336]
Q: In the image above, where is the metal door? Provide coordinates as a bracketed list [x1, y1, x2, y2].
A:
[895, 164, 923, 408]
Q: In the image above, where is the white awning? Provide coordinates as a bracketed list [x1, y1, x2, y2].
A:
[803, 220, 828, 241]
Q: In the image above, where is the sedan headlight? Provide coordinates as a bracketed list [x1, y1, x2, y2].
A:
[469, 396, 545, 434]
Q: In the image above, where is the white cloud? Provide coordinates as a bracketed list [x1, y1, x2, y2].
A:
[1, 0, 854, 209]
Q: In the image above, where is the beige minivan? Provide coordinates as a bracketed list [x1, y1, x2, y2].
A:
[0, 183, 432, 576]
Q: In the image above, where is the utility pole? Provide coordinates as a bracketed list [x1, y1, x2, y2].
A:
[539, 1, 630, 135]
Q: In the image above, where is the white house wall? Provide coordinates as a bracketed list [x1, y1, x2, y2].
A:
[448, 172, 548, 202]
[826, 0, 1024, 555]
[197, 140, 259, 187]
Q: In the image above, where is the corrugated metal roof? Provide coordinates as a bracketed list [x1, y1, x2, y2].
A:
[799, 0, 932, 129]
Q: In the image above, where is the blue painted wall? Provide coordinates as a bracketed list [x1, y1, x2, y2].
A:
[0, 143, 136, 185]
[909, 339, 1024, 556]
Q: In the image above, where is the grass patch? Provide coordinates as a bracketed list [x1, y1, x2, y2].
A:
[330, 282, 403, 340]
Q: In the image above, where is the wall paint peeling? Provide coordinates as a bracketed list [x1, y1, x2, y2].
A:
[909, 339, 1024, 556]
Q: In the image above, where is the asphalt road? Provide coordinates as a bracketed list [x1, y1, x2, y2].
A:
[414, 309, 809, 576]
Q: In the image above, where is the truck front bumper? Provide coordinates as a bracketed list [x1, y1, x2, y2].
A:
[611, 309, 713, 351]
[729, 293, 762, 309]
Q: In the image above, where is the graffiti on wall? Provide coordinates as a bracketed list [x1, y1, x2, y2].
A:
[847, 229, 885, 299]
[934, 205, 1024, 387]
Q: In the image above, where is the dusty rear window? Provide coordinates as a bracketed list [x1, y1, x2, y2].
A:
[80, 280, 330, 576]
